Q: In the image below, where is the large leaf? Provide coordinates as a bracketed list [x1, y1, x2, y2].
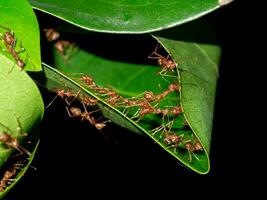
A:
[0, 0, 41, 71]
[0, 54, 44, 167]
[29, 0, 226, 33]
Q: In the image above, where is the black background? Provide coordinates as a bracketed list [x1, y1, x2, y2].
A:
[4, 0, 258, 198]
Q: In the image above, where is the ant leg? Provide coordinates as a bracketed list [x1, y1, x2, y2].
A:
[192, 153, 200, 161]
[0, 24, 12, 32]
[46, 95, 59, 109]
[0, 121, 12, 133]
[149, 124, 165, 136]
[147, 55, 161, 60]
[187, 150, 192, 162]
[12, 146, 31, 157]
[130, 109, 140, 120]
[148, 44, 162, 57]
[14, 116, 26, 136]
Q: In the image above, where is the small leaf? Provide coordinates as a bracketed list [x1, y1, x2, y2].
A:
[29, 0, 222, 33]
[0, 0, 41, 71]
[0, 54, 44, 167]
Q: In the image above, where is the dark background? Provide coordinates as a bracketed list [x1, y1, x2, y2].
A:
[4, 0, 256, 198]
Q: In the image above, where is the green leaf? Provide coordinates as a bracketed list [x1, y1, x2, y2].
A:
[0, 140, 39, 198]
[29, 0, 223, 33]
[152, 21, 221, 154]
[0, 54, 44, 167]
[0, 0, 41, 71]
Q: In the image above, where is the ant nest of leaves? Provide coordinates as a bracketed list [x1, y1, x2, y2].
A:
[45, 42, 204, 163]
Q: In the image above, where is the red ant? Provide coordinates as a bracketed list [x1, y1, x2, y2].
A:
[150, 122, 184, 151]
[0, 167, 17, 192]
[184, 139, 203, 162]
[66, 104, 107, 131]
[80, 75, 97, 89]
[163, 130, 184, 150]
[0, 120, 30, 156]
[148, 44, 176, 75]
[0, 25, 26, 70]
[54, 39, 77, 61]
[143, 83, 180, 103]
[100, 89, 122, 105]
[82, 96, 98, 107]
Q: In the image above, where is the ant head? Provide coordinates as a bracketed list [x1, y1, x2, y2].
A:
[166, 60, 176, 70]
[157, 58, 164, 65]
[172, 106, 182, 115]
[168, 83, 180, 92]
[70, 107, 82, 116]
[170, 62, 176, 69]
[17, 59, 25, 69]
[194, 141, 203, 151]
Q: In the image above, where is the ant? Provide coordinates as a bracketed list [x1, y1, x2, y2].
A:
[100, 89, 122, 105]
[54, 39, 77, 61]
[66, 104, 107, 131]
[82, 96, 98, 107]
[0, 25, 26, 70]
[46, 88, 80, 108]
[0, 167, 17, 192]
[163, 127, 184, 150]
[80, 75, 97, 89]
[0, 119, 30, 156]
[148, 44, 176, 75]
[150, 122, 184, 151]
[143, 83, 180, 103]
[184, 139, 203, 162]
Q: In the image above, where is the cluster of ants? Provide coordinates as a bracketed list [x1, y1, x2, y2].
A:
[43, 28, 77, 61]
[79, 74, 203, 161]
[0, 119, 30, 192]
[48, 86, 109, 132]
[0, 25, 27, 70]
